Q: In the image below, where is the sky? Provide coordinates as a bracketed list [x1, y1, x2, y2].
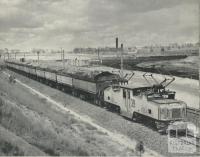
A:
[0, 0, 199, 51]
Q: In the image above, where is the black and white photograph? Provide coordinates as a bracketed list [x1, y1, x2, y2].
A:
[0, 0, 199, 156]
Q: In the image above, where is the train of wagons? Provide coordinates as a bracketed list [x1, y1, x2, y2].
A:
[5, 60, 187, 133]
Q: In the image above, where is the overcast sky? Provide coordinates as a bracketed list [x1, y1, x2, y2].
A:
[0, 0, 199, 50]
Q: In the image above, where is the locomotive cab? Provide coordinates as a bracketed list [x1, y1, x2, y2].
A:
[103, 83, 187, 132]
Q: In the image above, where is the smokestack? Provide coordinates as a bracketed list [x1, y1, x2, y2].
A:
[120, 43, 123, 78]
[116, 37, 118, 49]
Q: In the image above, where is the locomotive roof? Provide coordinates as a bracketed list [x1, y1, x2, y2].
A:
[120, 83, 152, 90]
[150, 99, 180, 104]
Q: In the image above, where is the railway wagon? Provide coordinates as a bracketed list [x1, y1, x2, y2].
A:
[7, 62, 21, 73]
[23, 65, 30, 74]
[28, 66, 36, 78]
[56, 72, 73, 92]
[45, 70, 57, 81]
[71, 71, 122, 104]
[35, 68, 45, 79]
[103, 84, 187, 132]
[6, 62, 12, 69]
[5, 61, 124, 105]
[18, 64, 24, 72]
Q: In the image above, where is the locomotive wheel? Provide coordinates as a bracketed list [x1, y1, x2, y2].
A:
[132, 112, 138, 122]
[155, 121, 168, 134]
[58, 86, 62, 91]
[116, 106, 121, 114]
[93, 99, 98, 105]
[79, 94, 85, 100]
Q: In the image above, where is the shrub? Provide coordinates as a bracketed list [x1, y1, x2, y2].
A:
[0, 141, 24, 156]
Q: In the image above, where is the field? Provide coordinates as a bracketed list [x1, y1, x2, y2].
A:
[136, 56, 199, 79]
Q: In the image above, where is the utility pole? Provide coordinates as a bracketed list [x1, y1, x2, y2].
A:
[60, 48, 64, 68]
[97, 48, 100, 64]
[63, 49, 65, 69]
[60, 48, 63, 61]
[5, 48, 8, 60]
[37, 51, 40, 64]
[199, 1, 200, 110]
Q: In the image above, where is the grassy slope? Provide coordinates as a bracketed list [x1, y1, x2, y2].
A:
[0, 73, 135, 156]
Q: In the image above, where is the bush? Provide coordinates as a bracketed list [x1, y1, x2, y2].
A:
[0, 141, 24, 156]
[44, 148, 59, 156]
[75, 146, 89, 156]
[0, 97, 4, 107]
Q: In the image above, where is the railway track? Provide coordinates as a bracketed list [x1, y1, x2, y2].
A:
[187, 107, 200, 117]
[186, 107, 200, 148]
[186, 107, 200, 134]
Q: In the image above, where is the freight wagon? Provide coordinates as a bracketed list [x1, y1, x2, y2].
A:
[5, 61, 122, 104]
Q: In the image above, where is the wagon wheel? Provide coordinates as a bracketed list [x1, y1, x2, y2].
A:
[132, 112, 139, 122]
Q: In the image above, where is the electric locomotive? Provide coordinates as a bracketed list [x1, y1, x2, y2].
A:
[103, 80, 187, 132]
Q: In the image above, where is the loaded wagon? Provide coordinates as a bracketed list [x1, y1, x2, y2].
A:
[56, 72, 73, 92]
[72, 70, 123, 104]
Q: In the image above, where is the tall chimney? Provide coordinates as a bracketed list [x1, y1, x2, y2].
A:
[116, 37, 118, 49]
[120, 43, 123, 78]
[121, 43, 123, 49]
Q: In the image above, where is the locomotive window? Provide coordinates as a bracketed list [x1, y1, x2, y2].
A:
[132, 89, 140, 96]
[123, 89, 126, 98]
[177, 129, 186, 137]
[108, 96, 110, 100]
[148, 109, 151, 114]
[127, 90, 130, 99]
[169, 130, 176, 138]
